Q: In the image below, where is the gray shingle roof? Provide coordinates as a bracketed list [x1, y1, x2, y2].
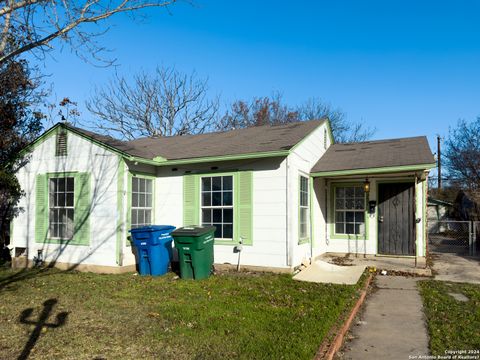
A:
[311, 136, 435, 174]
[70, 120, 325, 160]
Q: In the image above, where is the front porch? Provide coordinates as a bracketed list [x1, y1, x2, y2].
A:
[308, 137, 436, 263]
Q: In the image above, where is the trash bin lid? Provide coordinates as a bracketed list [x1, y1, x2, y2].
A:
[172, 226, 216, 237]
[129, 225, 176, 233]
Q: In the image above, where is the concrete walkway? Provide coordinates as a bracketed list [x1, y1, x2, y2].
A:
[338, 276, 429, 360]
[432, 253, 480, 284]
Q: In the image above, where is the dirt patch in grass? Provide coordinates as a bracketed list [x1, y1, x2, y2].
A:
[0, 268, 364, 360]
[418, 280, 480, 355]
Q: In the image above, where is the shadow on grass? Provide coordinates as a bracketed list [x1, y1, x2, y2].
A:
[18, 298, 69, 360]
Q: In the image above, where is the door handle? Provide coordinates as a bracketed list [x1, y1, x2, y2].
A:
[379, 216, 384, 223]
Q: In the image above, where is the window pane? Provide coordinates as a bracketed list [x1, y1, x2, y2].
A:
[222, 191, 231, 206]
[67, 177, 74, 192]
[58, 193, 66, 207]
[223, 224, 233, 239]
[58, 178, 65, 192]
[212, 192, 221, 206]
[345, 212, 354, 222]
[146, 193, 152, 207]
[354, 224, 363, 235]
[139, 178, 146, 192]
[132, 193, 139, 208]
[300, 208, 307, 224]
[213, 225, 221, 238]
[300, 223, 307, 238]
[223, 176, 232, 191]
[345, 187, 355, 197]
[145, 210, 151, 225]
[346, 223, 354, 234]
[213, 209, 222, 223]
[223, 209, 233, 223]
[202, 209, 212, 223]
[146, 180, 152, 194]
[202, 177, 211, 191]
[355, 199, 364, 210]
[335, 212, 344, 222]
[355, 186, 364, 197]
[335, 187, 344, 197]
[138, 209, 145, 225]
[66, 193, 74, 207]
[335, 198, 344, 209]
[139, 194, 146, 208]
[355, 212, 364, 223]
[202, 192, 211, 206]
[335, 223, 344, 234]
[212, 177, 222, 191]
[131, 210, 138, 226]
[345, 199, 355, 209]
[53, 224, 59, 238]
[132, 178, 139, 192]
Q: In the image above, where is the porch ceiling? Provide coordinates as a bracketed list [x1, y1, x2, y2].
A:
[311, 136, 435, 177]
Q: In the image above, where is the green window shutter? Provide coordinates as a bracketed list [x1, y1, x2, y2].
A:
[73, 172, 91, 245]
[183, 174, 199, 226]
[35, 174, 48, 243]
[236, 171, 253, 245]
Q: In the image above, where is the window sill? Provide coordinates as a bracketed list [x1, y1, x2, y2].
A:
[298, 237, 310, 245]
[329, 234, 367, 240]
[36, 238, 89, 246]
[214, 239, 252, 246]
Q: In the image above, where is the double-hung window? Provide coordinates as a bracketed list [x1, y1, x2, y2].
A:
[201, 175, 233, 240]
[299, 176, 310, 240]
[131, 177, 153, 228]
[49, 177, 74, 239]
[334, 185, 365, 235]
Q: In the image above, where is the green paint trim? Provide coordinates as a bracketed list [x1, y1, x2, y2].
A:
[311, 163, 436, 177]
[328, 182, 370, 240]
[289, 119, 327, 153]
[423, 179, 427, 257]
[158, 150, 290, 166]
[116, 157, 125, 264]
[309, 176, 315, 248]
[298, 174, 310, 245]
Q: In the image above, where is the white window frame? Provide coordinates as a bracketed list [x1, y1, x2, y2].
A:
[131, 177, 153, 229]
[299, 175, 310, 240]
[334, 185, 365, 235]
[49, 177, 75, 239]
[200, 175, 234, 241]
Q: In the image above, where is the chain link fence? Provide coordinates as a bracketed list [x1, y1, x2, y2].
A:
[428, 220, 477, 256]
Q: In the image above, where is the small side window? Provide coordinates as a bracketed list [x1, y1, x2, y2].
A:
[56, 131, 68, 156]
[324, 129, 327, 149]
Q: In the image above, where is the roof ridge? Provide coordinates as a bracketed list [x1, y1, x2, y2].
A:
[127, 118, 326, 144]
[335, 135, 427, 146]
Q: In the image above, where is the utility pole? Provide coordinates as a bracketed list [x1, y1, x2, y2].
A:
[437, 135, 442, 189]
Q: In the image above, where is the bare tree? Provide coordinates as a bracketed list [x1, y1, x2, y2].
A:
[86, 66, 219, 139]
[0, 0, 178, 65]
[217, 94, 375, 143]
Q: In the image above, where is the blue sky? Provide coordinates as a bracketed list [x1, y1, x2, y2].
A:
[40, 0, 480, 154]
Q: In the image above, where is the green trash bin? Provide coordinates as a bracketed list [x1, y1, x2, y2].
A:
[172, 226, 215, 280]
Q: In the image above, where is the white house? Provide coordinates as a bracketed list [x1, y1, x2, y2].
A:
[9, 119, 436, 273]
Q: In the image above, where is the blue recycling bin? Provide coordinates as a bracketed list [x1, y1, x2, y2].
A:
[129, 225, 176, 276]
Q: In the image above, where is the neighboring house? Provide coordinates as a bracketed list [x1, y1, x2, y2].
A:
[9, 120, 435, 272]
[427, 197, 453, 232]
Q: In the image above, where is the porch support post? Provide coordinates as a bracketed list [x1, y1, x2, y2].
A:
[414, 174, 418, 268]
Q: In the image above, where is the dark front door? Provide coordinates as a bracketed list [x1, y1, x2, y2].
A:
[378, 183, 415, 255]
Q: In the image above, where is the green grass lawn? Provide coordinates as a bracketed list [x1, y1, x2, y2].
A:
[0, 268, 365, 359]
[418, 280, 480, 355]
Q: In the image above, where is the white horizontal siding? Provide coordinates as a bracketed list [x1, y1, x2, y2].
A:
[11, 129, 120, 267]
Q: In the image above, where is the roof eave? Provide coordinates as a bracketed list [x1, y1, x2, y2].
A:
[310, 163, 437, 177]
[155, 150, 291, 166]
